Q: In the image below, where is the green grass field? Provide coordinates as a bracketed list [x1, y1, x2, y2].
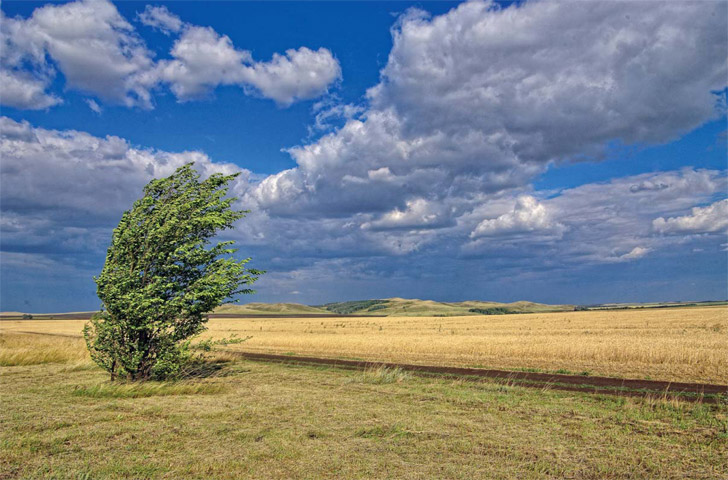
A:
[1, 333, 726, 479]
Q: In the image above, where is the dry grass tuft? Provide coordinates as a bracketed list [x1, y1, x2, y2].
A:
[358, 365, 411, 384]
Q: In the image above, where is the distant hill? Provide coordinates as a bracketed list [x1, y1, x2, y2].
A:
[0, 300, 576, 318]
[214, 303, 329, 315]
[320, 298, 575, 316]
[4, 299, 721, 319]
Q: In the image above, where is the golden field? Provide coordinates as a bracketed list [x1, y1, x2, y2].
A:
[2, 306, 726, 383]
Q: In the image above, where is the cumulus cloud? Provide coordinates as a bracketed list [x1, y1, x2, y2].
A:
[470, 196, 563, 238]
[0, 69, 61, 110]
[152, 25, 253, 100]
[0, 117, 248, 258]
[239, 47, 342, 106]
[461, 169, 727, 266]
[620, 247, 651, 261]
[152, 26, 340, 104]
[0, 0, 341, 109]
[529, 170, 725, 264]
[363, 198, 454, 231]
[137, 5, 183, 35]
[372, 0, 727, 163]
[255, 0, 726, 238]
[1, 0, 155, 108]
[653, 199, 728, 234]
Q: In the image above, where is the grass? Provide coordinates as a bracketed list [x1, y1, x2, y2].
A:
[356, 365, 411, 384]
[214, 302, 330, 315]
[0, 331, 726, 479]
[214, 306, 727, 383]
[4, 305, 727, 383]
[0, 333, 89, 366]
[248, 306, 727, 383]
[72, 381, 228, 398]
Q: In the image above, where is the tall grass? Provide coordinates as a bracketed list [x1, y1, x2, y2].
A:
[0, 333, 89, 366]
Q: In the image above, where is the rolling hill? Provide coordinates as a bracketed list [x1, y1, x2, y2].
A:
[213, 303, 330, 315]
[320, 298, 575, 316]
[3, 299, 720, 318]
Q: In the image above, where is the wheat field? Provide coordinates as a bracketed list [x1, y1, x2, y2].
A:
[2, 306, 726, 383]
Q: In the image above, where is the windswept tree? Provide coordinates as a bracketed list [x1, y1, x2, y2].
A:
[84, 164, 262, 381]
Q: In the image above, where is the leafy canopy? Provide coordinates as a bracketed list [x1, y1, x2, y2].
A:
[84, 164, 262, 380]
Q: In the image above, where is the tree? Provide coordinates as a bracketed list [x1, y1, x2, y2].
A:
[84, 164, 262, 381]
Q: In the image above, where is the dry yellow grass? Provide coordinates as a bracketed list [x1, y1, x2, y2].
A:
[2, 306, 726, 383]
[0, 332, 89, 366]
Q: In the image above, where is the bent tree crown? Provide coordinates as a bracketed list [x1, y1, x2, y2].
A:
[84, 163, 262, 380]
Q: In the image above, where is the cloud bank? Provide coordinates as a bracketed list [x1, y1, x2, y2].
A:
[1, 0, 726, 306]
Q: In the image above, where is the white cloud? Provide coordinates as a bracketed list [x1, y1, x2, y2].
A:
[1, 0, 155, 108]
[0, 0, 341, 109]
[0, 10, 61, 110]
[653, 199, 728, 234]
[620, 247, 651, 261]
[85, 98, 102, 113]
[311, 98, 364, 132]
[137, 5, 183, 35]
[462, 169, 726, 265]
[0, 69, 61, 110]
[152, 26, 340, 105]
[363, 198, 453, 231]
[153, 25, 253, 100]
[471, 195, 563, 238]
[253, 0, 726, 240]
[372, 0, 727, 163]
[239, 47, 342, 106]
[0, 117, 249, 258]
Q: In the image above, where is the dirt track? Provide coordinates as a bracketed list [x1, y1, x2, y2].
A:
[226, 351, 728, 403]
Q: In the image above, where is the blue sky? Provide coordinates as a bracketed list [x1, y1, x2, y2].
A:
[1, 0, 726, 312]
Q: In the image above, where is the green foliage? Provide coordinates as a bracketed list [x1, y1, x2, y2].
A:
[366, 304, 388, 312]
[468, 307, 511, 315]
[84, 164, 262, 381]
[323, 299, 386, 314]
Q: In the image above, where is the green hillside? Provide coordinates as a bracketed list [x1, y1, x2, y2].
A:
[214, 303, 329, 315]
[321, 298, 574, 316]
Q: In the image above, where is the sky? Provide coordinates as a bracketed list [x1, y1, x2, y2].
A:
[0, 0, 726, 312]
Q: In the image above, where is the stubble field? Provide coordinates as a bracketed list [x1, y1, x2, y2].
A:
[3, 306, 726, 383]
